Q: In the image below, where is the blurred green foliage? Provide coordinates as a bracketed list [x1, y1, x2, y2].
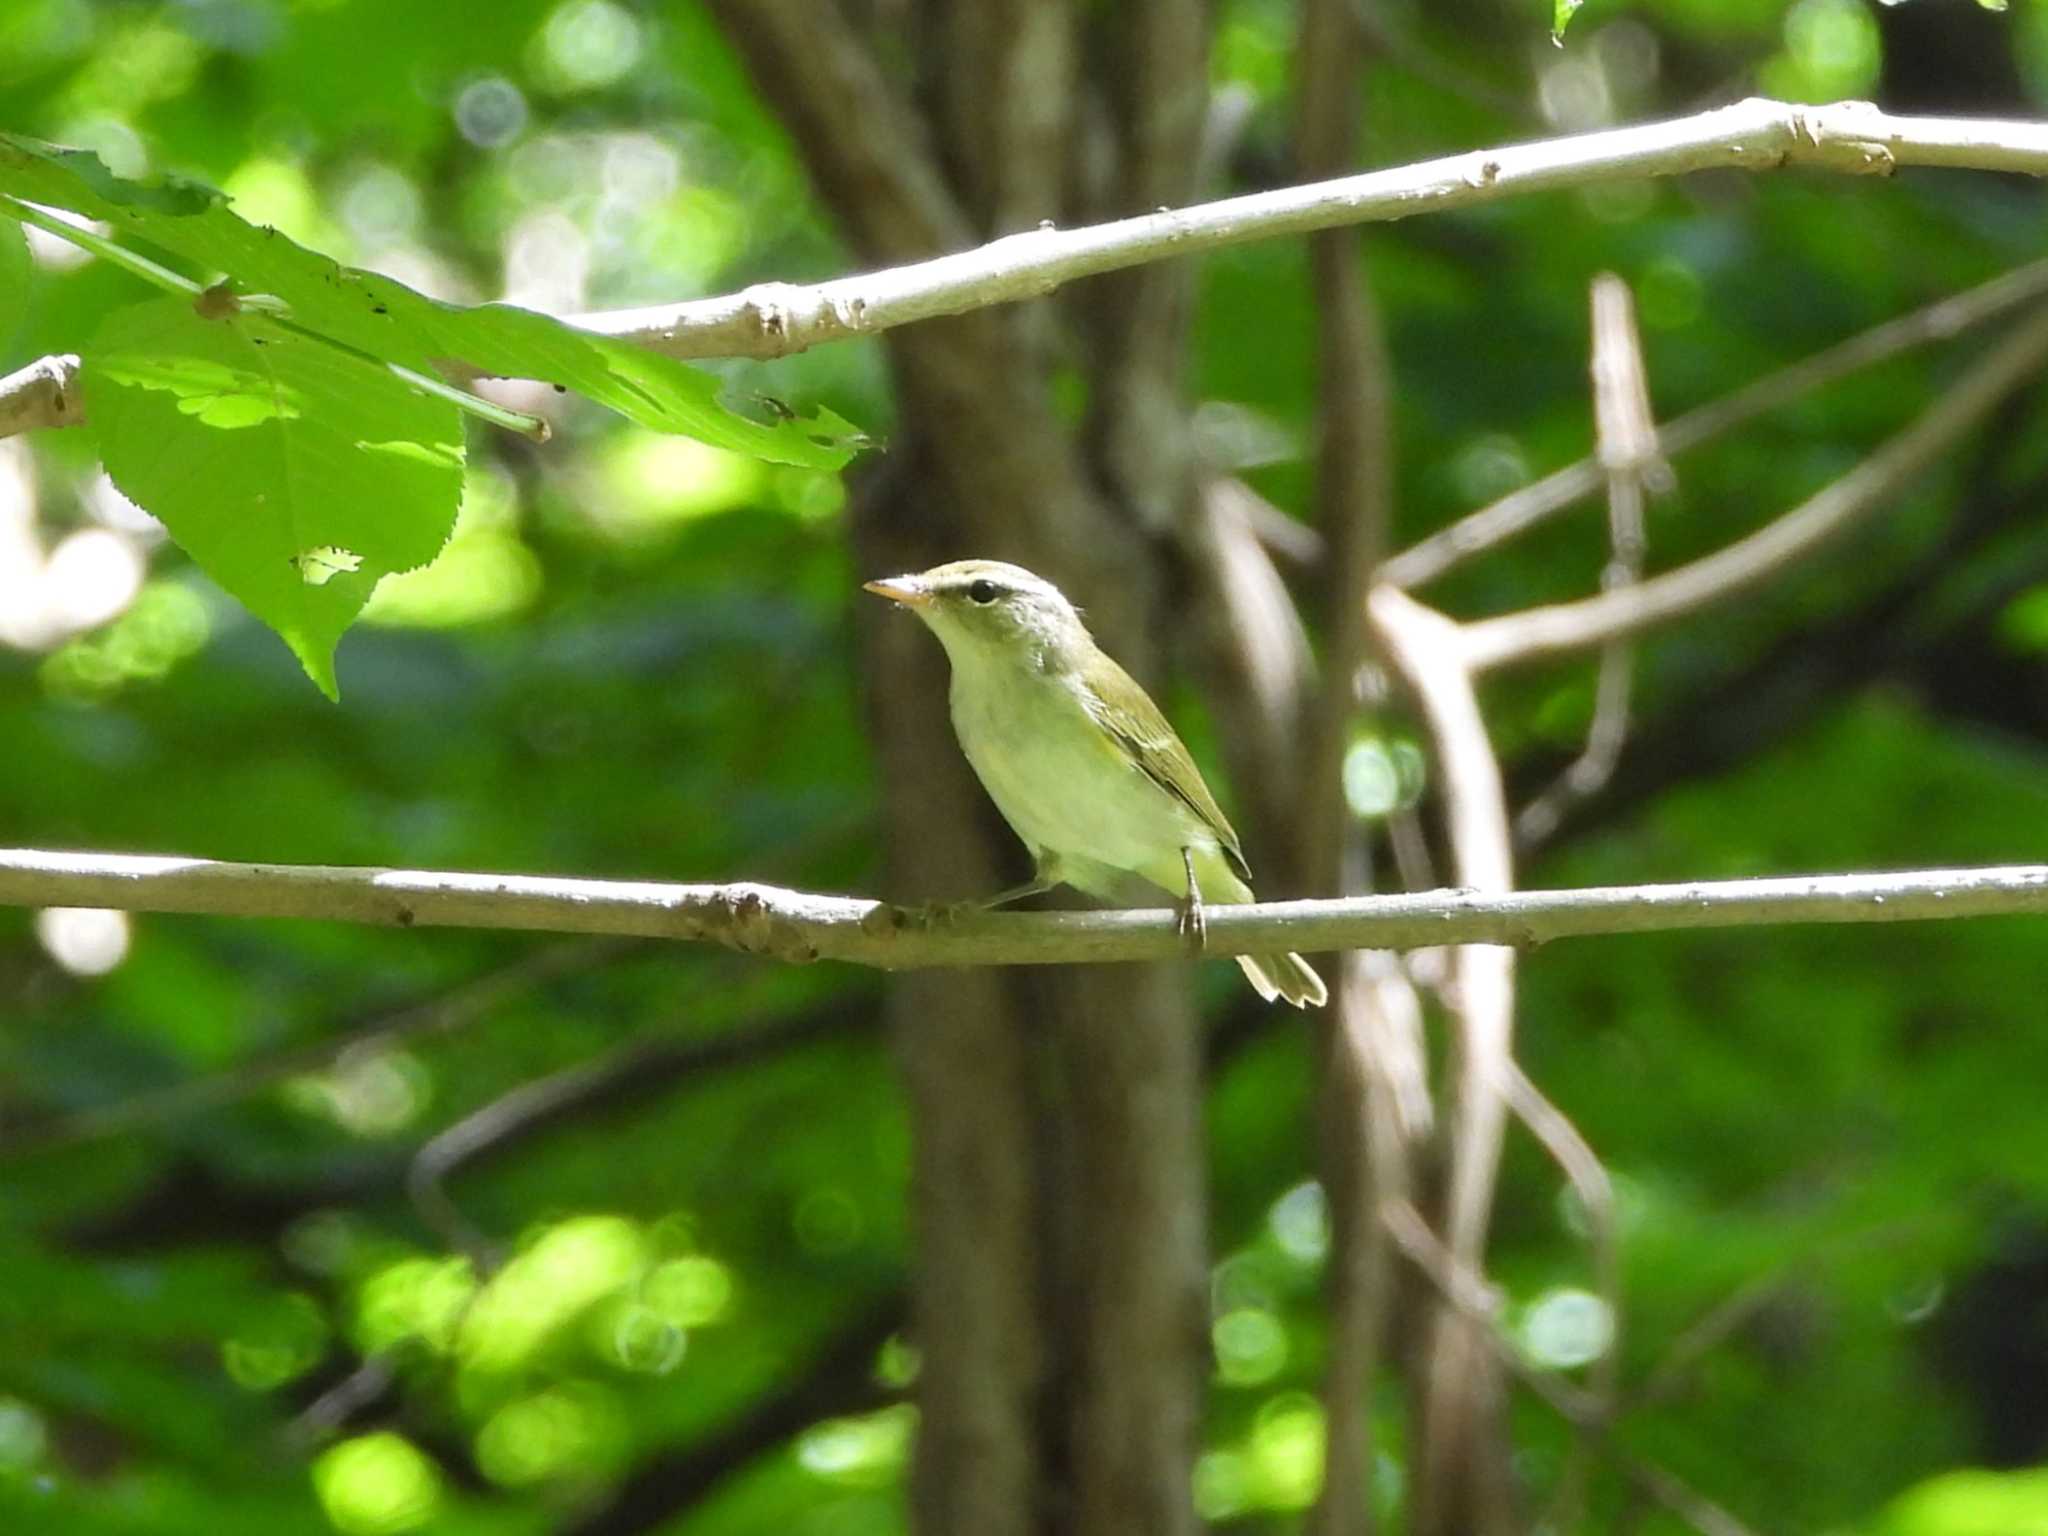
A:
[3, 1, 2048, 1534]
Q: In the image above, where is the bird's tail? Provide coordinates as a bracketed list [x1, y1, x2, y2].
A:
[1237, 951, 1329, 1009]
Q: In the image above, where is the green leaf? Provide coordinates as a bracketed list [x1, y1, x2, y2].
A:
[1552, 0, 1584, 41]
[1, 135, 225, 214]
[0, 212, 27, 337]
[0, 134, 862, 468]
[83, 297, 464, 699]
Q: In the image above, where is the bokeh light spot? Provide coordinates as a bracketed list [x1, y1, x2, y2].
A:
[476, 1382, 624, 1486]
[797, 1404, 914, 1488]
[461, 1215, 646, 1373]
[1268, 1180, 1329, 1266]
[1213, 1307, 1288, 1386]
[1249, 1392, 1324, 1509]
[312, 1433, 442, 1536]
[534, 0, 642, 93]
[34, 906, 130, 976]
[455, 76, 528, 149]
[1518, 1286, 1615, 1369]
[642, 1255, 735, 1327]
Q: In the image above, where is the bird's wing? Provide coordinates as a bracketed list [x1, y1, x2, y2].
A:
[1081, 654, 1255, 885]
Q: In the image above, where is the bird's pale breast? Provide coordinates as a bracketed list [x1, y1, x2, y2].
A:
[948, 656, 1214, 889]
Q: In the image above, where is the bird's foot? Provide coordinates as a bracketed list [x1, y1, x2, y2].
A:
[1177, 849, 1207, 955]
[911, 898, 971, 929]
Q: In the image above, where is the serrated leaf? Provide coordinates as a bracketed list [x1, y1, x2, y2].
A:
[4, 135, 224, 214]
[83, 297, 464, 699]
[0, 134, 863, 468]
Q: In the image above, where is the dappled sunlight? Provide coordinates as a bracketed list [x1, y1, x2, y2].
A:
[363, 466, 540, 627]
[459, 1215, 645, 1374]
[798, 1404, 914, 1489]
[355, 1255, 477, 1357]
[0, 1397, 49, 1475]
[0, 442, 150, 653]
[504, 207, 588, 314]
[7, 3, 2048, 1533]
[1516, 1285, 1616, 1370]
[532, 0, 642, 94]
[222, 1291, 329, 1391]
[476, 1380, 627, 1487]
[1246, 1392, 1326, 1511]
[455, 76, 529, 150]
[221, 154, 342, 255]
[32, 905, 129, 975]
[586, 427, 765, 538]
[1213, 1306, 1289, 1386]
[312, 1432, 444, 1536]
[286, 1047, 432, 1137]
[39, 579, 212, 698]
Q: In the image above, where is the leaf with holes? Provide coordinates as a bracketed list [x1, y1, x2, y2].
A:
[83, 296, 464, 699]
[0, 134, 864, 467]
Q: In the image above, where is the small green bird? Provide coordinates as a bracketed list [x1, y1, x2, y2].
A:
[865, 558, 1328, 1008]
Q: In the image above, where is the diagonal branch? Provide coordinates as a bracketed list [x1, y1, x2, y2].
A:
[576, 100, 2048, 362]
[1460, 300, 2048, 673]
[1, 936, 635, 1157]
[1379, 256, 2048, 590]
[409, 996, 876, 1269]
[1381, 1200, 1760, 1536]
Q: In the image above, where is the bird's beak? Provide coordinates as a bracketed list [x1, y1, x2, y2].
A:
[862, 574, 931, 608]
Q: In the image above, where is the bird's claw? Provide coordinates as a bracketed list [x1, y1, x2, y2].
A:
[1177, 848, 1207, 955]
[914, 899, 969, 929]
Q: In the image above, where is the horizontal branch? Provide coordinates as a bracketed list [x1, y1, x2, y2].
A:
[6, 848, 2046, 967]
[12, 101, 2048, 440]
[0, 353, 82, 435]
[580, 98, 2048, 361]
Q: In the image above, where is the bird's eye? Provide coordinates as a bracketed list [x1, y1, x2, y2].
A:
[967, 579, 999, 605]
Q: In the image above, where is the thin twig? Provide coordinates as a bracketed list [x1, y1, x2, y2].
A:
[1382, 1200, 1763, 1536]
[2, 937, 635, 1157]
[5, 848, 2048, 961]
[1380, 256, 2048, 589]
[1516, 274, 1656, 845]
[1461, 301, 2048, 673]
[1182, 479, 1317, 869]
[1504, 1059, 1620, 1534]
[407, 998, 874, 1270]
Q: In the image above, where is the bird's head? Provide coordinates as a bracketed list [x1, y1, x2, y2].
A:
[863, 559, 1090, 670]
